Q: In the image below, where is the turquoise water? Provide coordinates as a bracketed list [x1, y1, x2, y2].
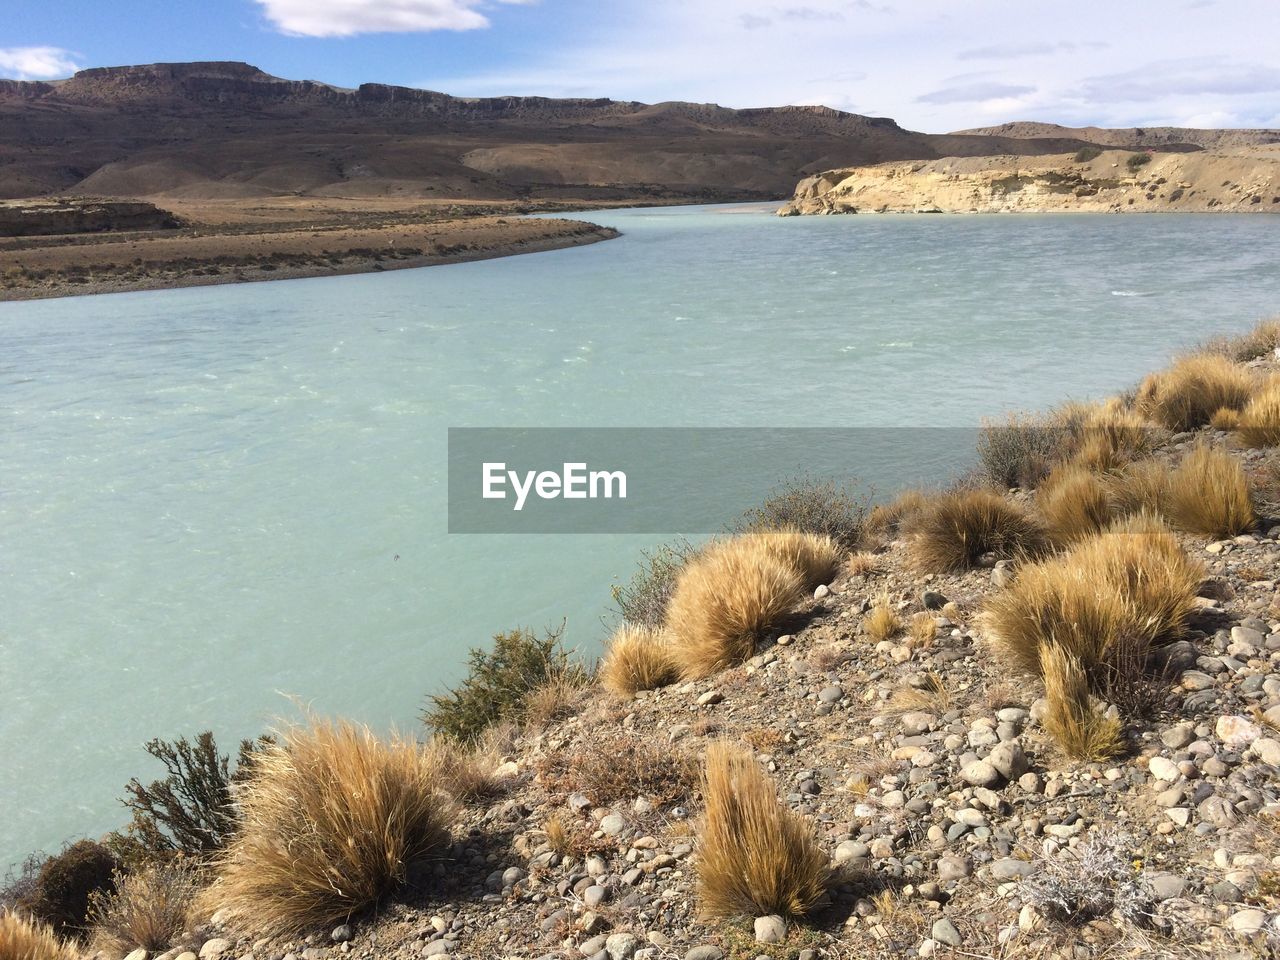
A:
[3, 204, 1280, 864]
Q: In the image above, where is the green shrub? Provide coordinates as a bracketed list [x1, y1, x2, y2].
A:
[611, 538, 699, 628]
[731, 475, 867, 550]
[1073, 146, 1102, 163]
[107, 732, 271, 867]
[11, 840, 117, 938]
[422, 625, 589, 742]
[1126, 152, 1152, 172]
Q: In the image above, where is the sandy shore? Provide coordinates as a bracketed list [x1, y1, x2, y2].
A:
[0, 198, 624, 302]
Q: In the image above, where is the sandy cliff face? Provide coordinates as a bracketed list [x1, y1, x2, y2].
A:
[778, 147, 1280, 215]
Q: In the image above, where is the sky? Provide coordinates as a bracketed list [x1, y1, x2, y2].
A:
[2, 0, 1279, 132]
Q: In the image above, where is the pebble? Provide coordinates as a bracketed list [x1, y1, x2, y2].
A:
[684, 949, 724, 960]
[1148, 756, 1180, 782]
[960, 759, 1002, 787]
[990, 858, 1036, 881]
[1228, 909, 1269, 935]
[605, 933, 639, 960]
[931, 918, 962, 947]
[199, 941, 232, 960]
[331, 925, 353, 944]
[987, 740, 1028, 780]
[600, 813, 628, 836]
[1216, 715, 1262, 748]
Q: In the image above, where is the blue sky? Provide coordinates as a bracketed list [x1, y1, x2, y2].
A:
[3, 0, 1279, 132]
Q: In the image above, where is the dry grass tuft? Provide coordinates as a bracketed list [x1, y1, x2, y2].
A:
[1198, 317, 1280, 362]
[696, 742, 829, 919]
[521, 672, 591, 730]
[0, 911, 78, 960]
[599, 624, 681, 696]
[1165, 443, 1255, 537]
[1106, 459, 1170, 517]
[1236, 378, 1280, 448]
[1210, 406, 1243, 431]
[537, 732, 697, 806]
[940, 600, 963, 622]
[206, 718, 453, 936]
[1040, 643, 1125, 761]
[865, 489, 928, 539]
[422, 731, 507, 802]
[1038, 464, 1114, 546]
[1135, 354, 1254, 432]
[665, 536, 805, 679]
[863, 596, 901, 643]
[87, 863, 199, 957]
[844, 551, 883, 578]
[908, 611, 938, 648]
[905, 489, 1044, 572]
[983, 512, 1203, 681]
[1073, 400, 1161, 473]
[738, 529, 843, 590]
[886, 672, 952, 714]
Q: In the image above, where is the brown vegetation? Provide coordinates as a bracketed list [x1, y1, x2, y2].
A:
[1135, 354, 1254, 432]
[1165, 443, 1255, 536]
[88, 863, 199, 957]
[905, 489, 1044, 572]
[599, 625, 681, 696]
[0, 911, 78, 960]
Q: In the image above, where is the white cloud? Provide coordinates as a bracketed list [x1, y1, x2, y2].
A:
[414, 0, 1280, 131]
[254, 0, 531, 38]
[0, 46, 81, 80]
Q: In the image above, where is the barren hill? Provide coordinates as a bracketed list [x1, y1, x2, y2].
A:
[0, 61, 1101, 202]
[953, 121, 1280, 151]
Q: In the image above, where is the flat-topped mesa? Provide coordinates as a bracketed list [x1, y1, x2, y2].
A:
[953, 120, 1280, 151]
[777, 148, 1280, 215]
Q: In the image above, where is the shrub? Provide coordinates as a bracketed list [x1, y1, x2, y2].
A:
[845, 551, 883, 577]
[665, 537, 804, 679]
[1038, 465, 1113, 546]
[612, 539, 699, 629]
[738, 529, 842, 589]
[908, 612, 937, 647]
[905, 489, 1044, 572]
[696, 742, 828, 919]
[1236, 378, 1280, 448]
[0, 911, 77, 960]
[1165, 443, 1255, 536]
[208, 719, 453, 936]
[1073, 146, 1102, 163]
[1021, 829, 1157, 925]
[109, 732, 258, 866]
[983, 513, 1203, 683]
[87, 863, 199, 956]
[11, 841, 117, 939]
[1125, 152, 1152, 172]
[1106, 458, 1170, 517]
[521, 673, 590, 730]
[732, 476, 867, 551]
[600, 625, 681, 696]
[422, 732, 506, 803]
[977, 413, 1067, 488]
[864, 596, 901, 643]
[1040, 643, 1125, 761]
[1199, 317, 1280, 362]
[422, 625, 588, 742]
[1135, 354, 1254, 432]
[537, 732, 696, 806]
[1072, 400, 1161, 472]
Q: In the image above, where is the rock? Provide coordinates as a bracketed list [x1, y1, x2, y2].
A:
[1149, 757, 1180, 782]
[1181, 671, 1216, 691]
[1228, 909, 1268, 935]
[605, 933, 640, 960]
[569, 792, 593, 813]
[835, 840, 869, 865]
[1161, 725, 1196, 749]
[422, 942, 455, 957]
[922, 590, 947, 610]
[600, 813, 628, 836]
[937, 854, 972, 882]
[124, 951, 148, 960]
[1166, 807, 1191, 826]
[987, 741, 1028, 780]
[199, 941, 232, 960]
[868, 837, 895, 858]
[697, 690, 723, 706]
[814, 583, 830, 600]
[1148, 872, 1186, 900]
[990, 858, 1036, 881]
[502, 865, 527, 886]
[1217, 715, 1262, 749]
[754, 915, 786, 944]
[584, 885, 610, 908]
[931, 918, 962, 947]
[1253, 738, 1280, 765]
[684, 949, 724, 960]
[1018, 904, 1043, 932]
[818, 685, 844, 704]
[960, 760, 1002, 788]
[900, 711, 936, 736]
[331, 925, 353, 944]
[992, 561, 1014, 588]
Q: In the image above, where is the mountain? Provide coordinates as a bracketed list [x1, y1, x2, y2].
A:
[952, 121, 1279, 151]
[0, 61, 1100, 202]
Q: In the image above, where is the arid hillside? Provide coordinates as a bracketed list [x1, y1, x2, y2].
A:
[953, 121, 1279, 151]
[0, 61, 1103, 203]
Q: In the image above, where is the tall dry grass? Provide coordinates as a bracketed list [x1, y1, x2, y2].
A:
[206, 719, 453, 936]
[1197, 317, 1280, 362]
[422, 728, 511, 802]
[696, 742, 828, 919]
[866, 489, 928, 540]
[87, 863, 199, 957]
[1106, 459, 1170, 517]
[1038, 465, 1113, 546]
[1040, 644, 1125, 761]
[599, 624, 681, 696]
[1073, 400, 1160, 472]
[983, 513, 1203, 680]
[1165, 443, 1255, 537]
[905, 489, 1044, 572]
[738, 530, 842, 590]
[0, 911, 78, 960]
[864, 594, 901, 643]
[1236, 378, 1280, 448]
[1135, 354, 1254, 432]
[665, 537, 804, 679]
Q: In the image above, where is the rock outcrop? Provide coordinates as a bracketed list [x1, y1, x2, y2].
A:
[778, 148, 1280, 215]
[0, 197, 180, 237]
